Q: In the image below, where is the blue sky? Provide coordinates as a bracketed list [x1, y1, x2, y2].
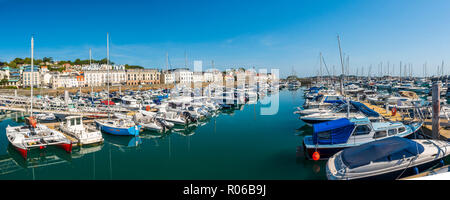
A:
[0, 0, 449, 78]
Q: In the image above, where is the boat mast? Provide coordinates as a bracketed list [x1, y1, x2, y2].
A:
[319, 52, 322, 85]
[107, 32, 110, 119]
[90, 48, 93, 96]
[337, 34, 345, 96]
[30, 36, 34, 117]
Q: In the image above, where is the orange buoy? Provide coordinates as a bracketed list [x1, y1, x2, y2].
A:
[391, 107, 397, 116]
[146, 105, 151, 111]
[312, 151, 320, 161]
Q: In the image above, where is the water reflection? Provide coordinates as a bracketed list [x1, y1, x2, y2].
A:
[295, 124, 313, 136]
[102, 134, 142, 149]
[7, 144, 70, 169]
[71, 144, 104, 159]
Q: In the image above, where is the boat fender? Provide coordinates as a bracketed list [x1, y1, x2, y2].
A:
[392, 107, 397, 116]
[312, 151, 320, 161]
[440, 159, 445, 166]
[413, 167, 419, 175]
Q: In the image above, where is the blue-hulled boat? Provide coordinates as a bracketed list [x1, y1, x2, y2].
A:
[302, 117, 422, 160]
[95, 119, 142, 136]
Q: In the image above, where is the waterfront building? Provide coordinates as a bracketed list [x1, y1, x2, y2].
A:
[203, 72, 214, 83]
[192, 72, 203, 83]
[174, 68, 192, 84]
[82, 64, 125, 71]
[161, 70, 175, 84]
[235, 70, 246, 86]
[8, 68, 21, 87]
[210, 69, 223, 84]
[22, 66, 40, 87]
[224, 73, 235, 86]
[51, 74, 78, 88]
[76, 74, 85, 87]
[41, 72, 53, 88]
[0, 68, 9, 80]
[84, 70, 126, 87]
[126, 69, 160, 85]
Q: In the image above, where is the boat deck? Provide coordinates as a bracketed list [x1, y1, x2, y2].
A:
[421, 119, 450, 141]
[40, 119, 100, 147]
[400, 165, 450, 180]
[362, 102, 412, 121]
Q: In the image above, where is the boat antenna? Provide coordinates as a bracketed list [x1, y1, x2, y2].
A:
[30, 35, 34, 117]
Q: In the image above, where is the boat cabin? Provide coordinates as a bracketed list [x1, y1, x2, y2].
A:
[311, 117, 411, 146]
[63, 116, 84, 131]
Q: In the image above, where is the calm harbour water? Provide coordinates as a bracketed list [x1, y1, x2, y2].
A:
[0, 89, 328, 180]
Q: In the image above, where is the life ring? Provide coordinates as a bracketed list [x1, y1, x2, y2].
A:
[391, 107, 397, 116]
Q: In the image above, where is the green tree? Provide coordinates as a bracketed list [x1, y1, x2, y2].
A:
[124, 64, 144, 69]
[43, 57, 53, 63]
[0, 78, 8, 86]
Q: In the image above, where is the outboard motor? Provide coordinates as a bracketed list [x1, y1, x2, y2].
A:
[182, 111, 197, 123]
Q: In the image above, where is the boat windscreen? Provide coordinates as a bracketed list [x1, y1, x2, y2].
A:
[341, 137, 424, 169]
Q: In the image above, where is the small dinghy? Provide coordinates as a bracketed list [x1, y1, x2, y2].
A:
[326, 137, 450, 180]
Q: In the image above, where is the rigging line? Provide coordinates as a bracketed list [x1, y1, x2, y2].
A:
[321, 55, 331, 77]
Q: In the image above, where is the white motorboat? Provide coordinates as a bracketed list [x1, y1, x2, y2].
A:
[59, 116, 103, 145]
[121, 96, 140, 110]
[294, 107, 333, 116]
[303, 94, 344, 109]
[135, 111, 174, 132]
[300, 103, 365, 124]
[34, 113, 56, 121]
[326, 137, 450, 180]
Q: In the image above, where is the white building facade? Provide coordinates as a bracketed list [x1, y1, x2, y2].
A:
[174, 69, 192, 84]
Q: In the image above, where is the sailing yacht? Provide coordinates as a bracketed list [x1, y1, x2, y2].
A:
[93, 33, 142, 136]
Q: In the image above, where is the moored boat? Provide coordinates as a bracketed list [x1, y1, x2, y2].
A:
[6, 117, 73, 159]
[95, 119, 141, 136]
[303, 117, 422, 160]
[326, 137, 450, 180]
[59, 116, 104, 145]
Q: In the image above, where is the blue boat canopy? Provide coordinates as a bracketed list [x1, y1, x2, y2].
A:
[323, 96, 345, 104]
[350, 101, 380, 117]
[313, 94, 323, 101]
[341, 137, 424, 169]
[312, 118, 355, 145]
